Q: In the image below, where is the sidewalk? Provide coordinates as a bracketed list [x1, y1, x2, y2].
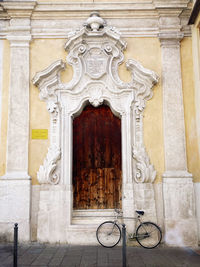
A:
[0, 243, 199, 267]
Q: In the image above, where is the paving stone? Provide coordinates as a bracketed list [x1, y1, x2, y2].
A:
[18, 254, 38, 265]
[97, 248, 108, 267]
[0, 243, 200, 267]
[48, 247, 68, 266]
[1, 254, 13, 266]
[48, 256, 65, 266]
[31, 253, 53, 266]
[61, 257, 82, 267]
[26, 248, 44, 255]
[18, 246, 30, 256]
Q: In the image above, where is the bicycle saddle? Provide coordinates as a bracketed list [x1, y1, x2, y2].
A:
[136, 210, 144, 215]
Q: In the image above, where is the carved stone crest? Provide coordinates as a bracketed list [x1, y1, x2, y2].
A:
[85, 48, 107, 79]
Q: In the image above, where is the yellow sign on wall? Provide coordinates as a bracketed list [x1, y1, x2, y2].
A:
[32, 129, 48, 140]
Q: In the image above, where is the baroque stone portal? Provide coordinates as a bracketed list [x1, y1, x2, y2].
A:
[33, 12, 159, 244]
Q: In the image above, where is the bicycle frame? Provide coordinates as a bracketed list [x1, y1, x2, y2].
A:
[114, 209, 160, 242]
[114, 209, 143, 236]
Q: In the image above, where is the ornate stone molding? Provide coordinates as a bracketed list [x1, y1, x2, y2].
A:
[33, 13, 158, 186]
[126, 59, 159, 113]
[33, 60, 65, 184]
[33, 59, 66, 102]
[1, 1, 37, 18]
[159, 32, 184, 48]
[0, 1, 192, 39]
[126, 59, 158, 183]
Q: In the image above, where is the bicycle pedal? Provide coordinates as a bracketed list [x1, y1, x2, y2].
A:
[129, 237, 136, 240]
[129, 234, 136, 240]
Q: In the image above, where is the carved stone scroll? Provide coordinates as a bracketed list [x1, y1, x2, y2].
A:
[133, 147, 156, 183]
[37, 146, 61, 185]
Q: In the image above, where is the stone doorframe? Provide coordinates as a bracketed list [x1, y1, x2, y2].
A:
[33, 13, 159, 243]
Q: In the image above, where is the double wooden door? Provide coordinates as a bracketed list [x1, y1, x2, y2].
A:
[73, 104, 122, 209]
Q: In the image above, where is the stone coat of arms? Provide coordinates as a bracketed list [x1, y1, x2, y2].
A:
[85, 48, 107, 79]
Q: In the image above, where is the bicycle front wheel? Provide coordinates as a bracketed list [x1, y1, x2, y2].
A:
[136, 222, 162, 249]
[96, 221, 121, 248]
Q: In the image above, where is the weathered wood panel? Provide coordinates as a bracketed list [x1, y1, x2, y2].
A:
[73, 104, 122, 209]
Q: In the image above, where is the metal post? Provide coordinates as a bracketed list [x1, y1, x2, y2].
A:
[13, 223, 18, 267]
[122, 223, 126, 267]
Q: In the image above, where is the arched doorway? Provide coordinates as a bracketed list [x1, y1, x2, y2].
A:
[73, 104, 122, 209]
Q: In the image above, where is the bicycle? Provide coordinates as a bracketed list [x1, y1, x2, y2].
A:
[96, 209, 162, 249]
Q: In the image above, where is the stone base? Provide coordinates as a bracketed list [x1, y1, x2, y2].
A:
[134, 183, 158, 223]
[31, 185, 40, 241]
[164, 218, 198, 247]
[163, 175, 198, 247]
[37, 185, 120, 244]
[66, 225, 99, 245]
[0, 173, 31, 242]
[194, 183, 200, 244]
[37, 184, 69, 243]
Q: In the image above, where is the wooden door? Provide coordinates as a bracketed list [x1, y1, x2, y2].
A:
[73, 104, 122, 209]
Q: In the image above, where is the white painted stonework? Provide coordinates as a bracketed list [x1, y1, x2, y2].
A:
[0, 2, 34, 241]
[33, 12, 159, 244]
[0, 179, 31, 242]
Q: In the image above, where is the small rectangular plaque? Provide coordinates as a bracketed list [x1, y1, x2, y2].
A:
[32, 129, 48, 140]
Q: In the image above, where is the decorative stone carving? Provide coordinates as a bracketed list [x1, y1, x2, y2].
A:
[133, 147, 156, 183]
[85, 11, 106, 31]
[85, 48, 107, 79]
[33, 59, 65, 102]
[37, 146, 61, 185]
[87, 84, 104, 107]
[126, 59, 159, 114]
[33, 60, 64, 184]
[33, 13, 158, 187]
[47, 101, 60, 122]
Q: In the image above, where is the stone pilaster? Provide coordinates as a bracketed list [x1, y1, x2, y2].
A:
[159, 32, 198, 246]
[0, 1, 36, 242]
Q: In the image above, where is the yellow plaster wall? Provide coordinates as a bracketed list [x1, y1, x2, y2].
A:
[30, 39, 73, 185]
[0, 40, 10, 176]
[181, 37, 200, 183]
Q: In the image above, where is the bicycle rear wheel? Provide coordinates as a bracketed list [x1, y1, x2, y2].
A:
[136, 222, 162, 249]
[96, 221, 121, 248]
